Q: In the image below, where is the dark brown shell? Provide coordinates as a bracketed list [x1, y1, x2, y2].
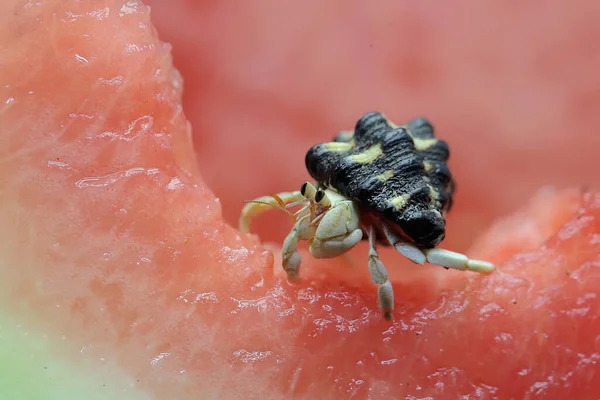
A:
[304, 112, 455, 248]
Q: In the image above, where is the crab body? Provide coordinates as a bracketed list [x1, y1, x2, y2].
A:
[239, 112, 495, 321]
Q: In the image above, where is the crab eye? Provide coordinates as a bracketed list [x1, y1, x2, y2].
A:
[315, 189, 325, 203]
[300, 182, 308, 196]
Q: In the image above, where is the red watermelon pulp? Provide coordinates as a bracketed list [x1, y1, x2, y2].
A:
[1, 0, 600, 399]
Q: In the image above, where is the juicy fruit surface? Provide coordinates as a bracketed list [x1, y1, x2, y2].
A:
[1, 1, 600, 400]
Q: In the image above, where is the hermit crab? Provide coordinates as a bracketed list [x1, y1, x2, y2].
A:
[239, 112, 495, 320]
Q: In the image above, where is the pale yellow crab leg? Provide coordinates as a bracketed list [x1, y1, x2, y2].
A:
[281, 213, 312, 282]
[380, 222, 495, 273]
[238, 191, 306, 233]
[423, 248, 495, 273]
[366, 225, 394, 321]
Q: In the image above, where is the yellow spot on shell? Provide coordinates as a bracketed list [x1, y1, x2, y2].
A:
[428, 185, 440, 200]
[376, 169, 395, 182]
[348, 143, 383, 164]
[423, 161, 433, 172]
[400, 122, 437, 150]
[389, 194, 411, 210]
[412, 137, 438, 151]
[319, 141, 354, 153]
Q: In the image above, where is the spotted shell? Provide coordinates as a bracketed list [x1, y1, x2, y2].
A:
[304, 112, 455, 248]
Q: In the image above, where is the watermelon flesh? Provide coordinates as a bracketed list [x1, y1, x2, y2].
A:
[1, 0, 600, 399]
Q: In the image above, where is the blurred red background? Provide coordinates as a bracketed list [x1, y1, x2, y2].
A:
[144, 0, 600, 252]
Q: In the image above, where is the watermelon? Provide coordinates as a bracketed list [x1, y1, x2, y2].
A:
[1, 0, 599, 399]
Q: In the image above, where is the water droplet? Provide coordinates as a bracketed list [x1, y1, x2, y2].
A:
[47, 160, 72, 170]
[232, 349, 273, 363]
[119, 0, 138, 16]
[99, 76, 123, 86]
[220, 246, 249, 264]
[74, 54, 89, 64]
[75, 167, 149, 188]
[166, 177, 184, 191]
[151, 352, 170, 366]
[95, 116, 153, 141]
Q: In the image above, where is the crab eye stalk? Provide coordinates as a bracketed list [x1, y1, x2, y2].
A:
[314, 188, 332, 207]
[315, 189, 325, 203]
[300, 181, 318, 200]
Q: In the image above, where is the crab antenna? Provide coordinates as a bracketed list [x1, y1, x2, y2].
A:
[239, 191, 313, 233]
[242, 193, 312, 220]
[241, 199, 296, 218]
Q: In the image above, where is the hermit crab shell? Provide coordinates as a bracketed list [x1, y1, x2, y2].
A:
[304, 112, 455, 249]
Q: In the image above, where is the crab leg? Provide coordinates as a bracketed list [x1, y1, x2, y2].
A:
[381, 222, 495, 273]
[366, 225, 395, 321]
[423, 248, 495, 273]
[281, 213, 312, 282]
[380, 223, 427, 264]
